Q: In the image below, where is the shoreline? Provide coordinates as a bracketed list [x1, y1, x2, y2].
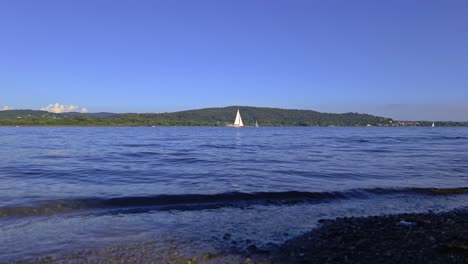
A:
[275, 209, 468, 263]
[2, 125, 468, 127]
[24, 209, 468, 264]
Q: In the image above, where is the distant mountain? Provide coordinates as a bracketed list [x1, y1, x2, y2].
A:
[140, 106, 393, 126]
[0, 106, 394, 126]
[59, 112, 120, 118]
[0, 110, 119, 118]
[0, 110, 55, 118]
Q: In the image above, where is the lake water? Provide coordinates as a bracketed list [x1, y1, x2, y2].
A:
[1, 127, 467, 262]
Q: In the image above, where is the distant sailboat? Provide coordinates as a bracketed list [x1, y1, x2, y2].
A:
[230, 109, 244, 128]
[432, 122, 435, 127]
[255, 120, 259, 127]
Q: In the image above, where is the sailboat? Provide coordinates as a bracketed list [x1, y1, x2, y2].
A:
[229, 109, 244, 128]
[255, 120, 259, 127]
[432, 122, 435, 127]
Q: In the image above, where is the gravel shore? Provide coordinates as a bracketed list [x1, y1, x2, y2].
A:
[26, 209, 468, 264]
[274, 209, 468, 264]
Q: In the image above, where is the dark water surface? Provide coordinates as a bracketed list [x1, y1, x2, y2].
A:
[1, 127, 467, 261]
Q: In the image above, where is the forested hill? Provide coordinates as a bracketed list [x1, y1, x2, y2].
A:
[0, 110, 117, 118]
[0, 106, 394, 126]
[141, 106, 392, 126]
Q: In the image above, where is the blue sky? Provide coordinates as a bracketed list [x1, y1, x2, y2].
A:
[0, 0, 467, 120]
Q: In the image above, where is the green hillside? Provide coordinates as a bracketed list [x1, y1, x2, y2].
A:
[141, 106, 393, 126]
[0, 110, 56, 118]
[0, 106, 394, 126]
[0, 110, 117, 118]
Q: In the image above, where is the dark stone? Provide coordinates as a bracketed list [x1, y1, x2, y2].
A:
[273, 210, 468, 264]
[246, 244, 257, 252]
[222, 233, 231, 240]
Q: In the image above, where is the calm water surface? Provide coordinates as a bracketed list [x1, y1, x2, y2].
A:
[1, 127, 467, 261]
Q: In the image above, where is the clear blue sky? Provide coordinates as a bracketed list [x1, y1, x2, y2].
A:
[1, 0, 467, 120]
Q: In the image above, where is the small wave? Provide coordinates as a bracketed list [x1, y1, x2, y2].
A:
[120, 151, 161, 158]
[199, 144, 238, 150]
[340, 139, 371, 143]
[367, 187, 468, 196]
[0, 191, 346, 218]
[362, 149, 393, 153]
[413, 187, 468, 195]
[1, 187, 467, 218]
[118, 143, 162, 148]
[160, 157, 215, 164]
[438, 136, 468, 140]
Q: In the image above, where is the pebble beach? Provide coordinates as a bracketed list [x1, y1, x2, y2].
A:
[26, 209, 468, 264]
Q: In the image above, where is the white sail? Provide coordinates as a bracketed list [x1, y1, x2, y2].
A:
[234, 109, 244, 127]
[432, 122, 435, 127]
[255, 120, 259, 127]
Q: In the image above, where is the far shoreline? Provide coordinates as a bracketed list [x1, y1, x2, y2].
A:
[1, 125, 468, 128]
[2, 107, 467, 127]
